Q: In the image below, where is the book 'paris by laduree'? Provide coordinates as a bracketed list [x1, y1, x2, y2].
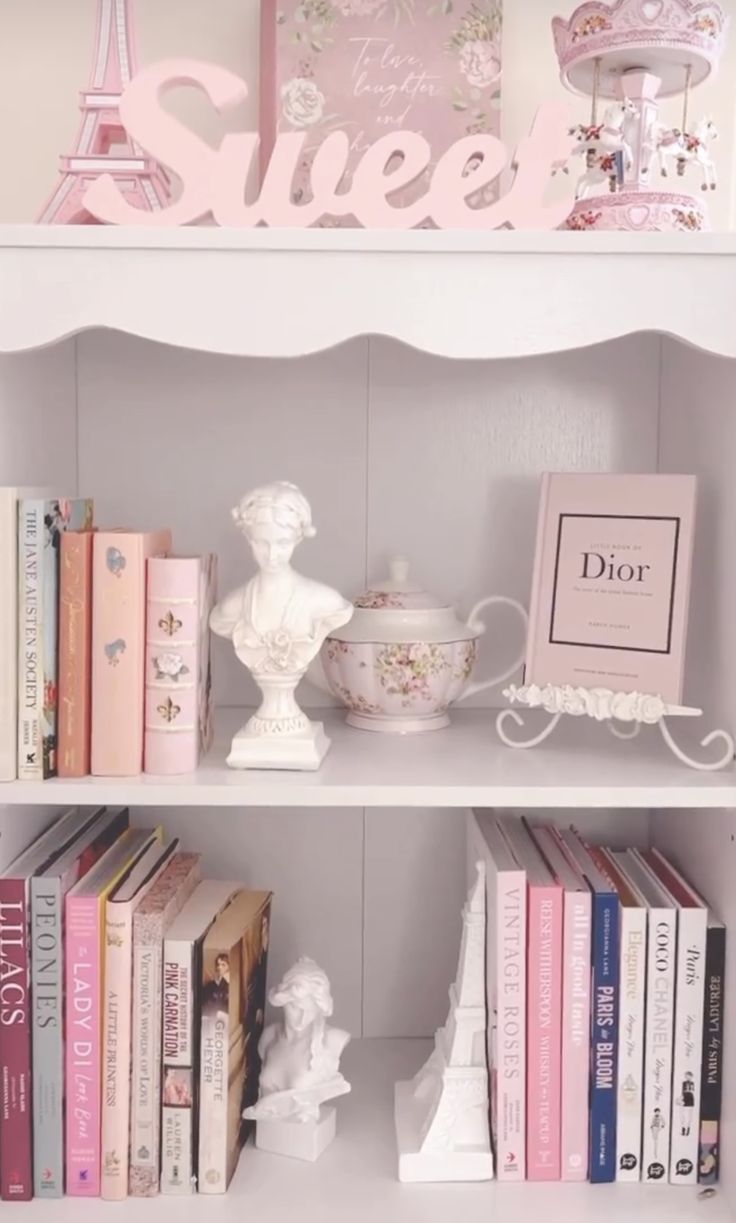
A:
[525, 473, 696, 705]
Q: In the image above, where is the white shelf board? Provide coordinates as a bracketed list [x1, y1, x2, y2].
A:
[18, 1039, 732, 1221]
[2, 709, 735, 808]
[2, 226, 736, 359]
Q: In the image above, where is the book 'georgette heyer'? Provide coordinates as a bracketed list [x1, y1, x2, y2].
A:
[525, 473, 696, 704]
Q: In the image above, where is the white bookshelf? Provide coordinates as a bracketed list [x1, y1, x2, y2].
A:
[2, 709, 735, 808]
[16, 1040, 732, 1221]
[1, 228, 736, 1217]
[1, 228, 736, 359]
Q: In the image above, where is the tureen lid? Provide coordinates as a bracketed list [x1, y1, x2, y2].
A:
[330, 557, 477, 644]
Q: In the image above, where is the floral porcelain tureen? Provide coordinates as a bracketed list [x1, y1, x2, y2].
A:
[316, 558, 528, 733]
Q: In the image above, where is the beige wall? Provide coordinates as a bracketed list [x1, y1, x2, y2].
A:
[1, 0, 734, 226]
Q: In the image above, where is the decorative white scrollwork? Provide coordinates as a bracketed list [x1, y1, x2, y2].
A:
[499, 683, 735, 772]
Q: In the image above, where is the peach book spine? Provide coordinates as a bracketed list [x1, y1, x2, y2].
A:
[91, 529, 171, 776]
[144, 555, 216, 775]
[59, 530, 94, 777]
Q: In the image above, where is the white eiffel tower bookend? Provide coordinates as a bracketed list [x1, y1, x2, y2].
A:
[394, 861, 494, 1183]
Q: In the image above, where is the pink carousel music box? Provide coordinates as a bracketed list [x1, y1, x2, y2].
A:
[552, 0, 728, 232]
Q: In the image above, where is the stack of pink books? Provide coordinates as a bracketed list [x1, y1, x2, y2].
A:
[0, 806, 271, 1200]
[0, 487, 217, 781]
[470, 810, 725, 1189]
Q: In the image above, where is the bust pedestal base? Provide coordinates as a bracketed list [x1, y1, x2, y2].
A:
[255, 1106, 336, 1161]
[227, 719, 330, 771]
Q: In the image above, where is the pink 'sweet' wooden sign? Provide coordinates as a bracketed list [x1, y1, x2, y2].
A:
[83, 59, 576, 229]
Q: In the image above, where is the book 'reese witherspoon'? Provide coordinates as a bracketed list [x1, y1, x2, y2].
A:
[469, 810, 526, 1181]
[525, 473, 696, 704]
[560, 831, 619, 1184]
[533, 825, 591, 1182]
[18, 497, 94, 779]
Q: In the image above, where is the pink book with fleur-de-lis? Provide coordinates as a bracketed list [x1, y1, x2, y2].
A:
[91, 530, 171, 777]
[144, 556, 217, 776]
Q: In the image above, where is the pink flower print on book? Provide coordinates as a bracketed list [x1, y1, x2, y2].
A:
[153, 651, 189, 681]
[376, 642, 450, 706]
[333, 0, 388, 14]
[106, 546, 126, 576]
[105, 638, 126, 666]
[458, 38, 501, 88]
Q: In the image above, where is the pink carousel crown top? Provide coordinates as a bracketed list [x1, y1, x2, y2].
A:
[552, 0, 728, 97]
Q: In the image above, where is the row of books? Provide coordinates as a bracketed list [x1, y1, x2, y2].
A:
[0, 803, 271, 1200]
[470, 811, 724, 1187]
[0, 488, 216, 781]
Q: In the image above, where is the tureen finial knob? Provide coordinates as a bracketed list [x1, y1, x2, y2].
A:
[389, 555, 410, 585]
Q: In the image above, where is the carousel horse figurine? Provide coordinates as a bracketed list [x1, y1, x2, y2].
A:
[656, 117, 719, 190]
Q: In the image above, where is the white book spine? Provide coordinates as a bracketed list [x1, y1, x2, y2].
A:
[0, 490, 18, 780]
[160, 939, 195, 1195]
[641, 906, 677, 1183]
[669, 908, 707, 1184]
[101, 907, 134, 1201]
[17, 501, 42, 780]
[616, 906, 647, 1182]
[130, 942, 161, 1173]
[197, 1007, 228, 1194]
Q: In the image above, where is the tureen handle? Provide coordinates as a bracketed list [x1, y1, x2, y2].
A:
[458, 595, 529, 699]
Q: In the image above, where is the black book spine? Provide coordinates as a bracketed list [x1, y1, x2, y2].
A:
[698, 925, 726, 1185]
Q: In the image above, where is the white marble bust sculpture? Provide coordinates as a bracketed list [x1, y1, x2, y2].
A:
[243, 957, 351, 1126]
[210, 482, 353, 769]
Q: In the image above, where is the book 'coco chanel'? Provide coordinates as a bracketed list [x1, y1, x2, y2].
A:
[525, 473, 696, 705]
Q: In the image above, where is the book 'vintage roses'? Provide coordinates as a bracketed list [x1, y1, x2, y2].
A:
[260, 0, 502, 224]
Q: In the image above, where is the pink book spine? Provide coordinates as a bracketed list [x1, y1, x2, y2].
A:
[561, 889, 592, 1181]
[495, 870, 527, 1182]
[59, 530, 94, 777]
[65, 893, 103, 1197]
[526, 881, 563, 1181]
[0, 879, 32, 1200]
[144, 558, 201, 776]
[91, 530, 171, 776]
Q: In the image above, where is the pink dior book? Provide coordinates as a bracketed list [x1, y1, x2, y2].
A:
[260, 0, 502, 224]
[525, 473, 697, 705]
[144, 555, 216, 775]
[91, 529, 172, 776]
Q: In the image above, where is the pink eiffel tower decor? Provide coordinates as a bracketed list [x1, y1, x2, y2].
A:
[38, 0, 170, 224]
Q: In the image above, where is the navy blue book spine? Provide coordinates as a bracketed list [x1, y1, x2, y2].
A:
[589, 889, 619, 1182]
